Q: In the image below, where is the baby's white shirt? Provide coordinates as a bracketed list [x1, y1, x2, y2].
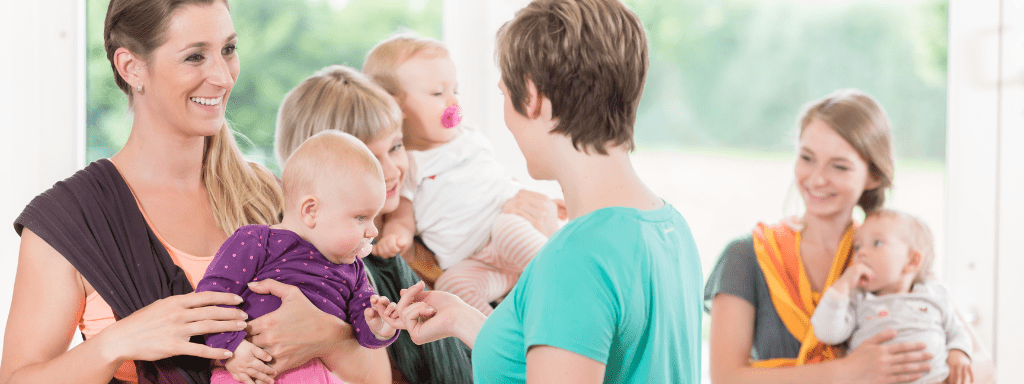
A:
[403, 125, 521, 269]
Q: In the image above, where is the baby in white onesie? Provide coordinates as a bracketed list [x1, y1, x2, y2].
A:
[363, 33, 560, 314]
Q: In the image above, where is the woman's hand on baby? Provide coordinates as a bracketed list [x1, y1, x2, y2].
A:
[946, 349, 973, 384]
[842, 329, 932, 383]
[246, 279, 347, 373]
[365, 295, 402, 338]
[373, 233, 411, 259]
[101, 291, 247, 363]
[224, 340, 276, 384]
[502, 190, 563, 237]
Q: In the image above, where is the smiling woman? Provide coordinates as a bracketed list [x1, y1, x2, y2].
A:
[115, 3, 239, 140]
[85, 0, 444, 173]
[0, 0, 387, 382]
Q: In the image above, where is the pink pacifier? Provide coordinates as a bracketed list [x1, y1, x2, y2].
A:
[441, 105, 462, 129]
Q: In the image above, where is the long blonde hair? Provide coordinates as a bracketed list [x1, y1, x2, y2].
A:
[275, 65, 402, 163]
[105, 0, 283, 234]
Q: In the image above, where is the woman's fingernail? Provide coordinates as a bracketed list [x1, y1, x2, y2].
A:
[240, 311, 248, 319]
[234, 295, 243, 303]
[237, 321, 247, 329]
[248, 282, 258, 287]
[224, 351, 233, 358]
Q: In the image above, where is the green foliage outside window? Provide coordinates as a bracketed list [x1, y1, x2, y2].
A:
[626, 0, 948, 161]
[86, 0, 947, 173]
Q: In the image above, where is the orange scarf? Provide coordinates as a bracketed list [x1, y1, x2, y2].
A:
[749, 221, 855, 367]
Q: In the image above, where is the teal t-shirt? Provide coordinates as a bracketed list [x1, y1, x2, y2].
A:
[472, 203, 703, 383]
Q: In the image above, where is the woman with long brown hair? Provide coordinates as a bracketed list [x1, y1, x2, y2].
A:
[705, 89, 994, 383]
[1, 1, 372, 382]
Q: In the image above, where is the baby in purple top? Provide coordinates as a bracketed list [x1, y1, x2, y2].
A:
[196, 131, 399, 384]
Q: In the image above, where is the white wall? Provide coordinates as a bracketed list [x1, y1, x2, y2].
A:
[995, 1, 1024, 379]
[0, 0, 85, 362]
[443, 0, 562, 198]
[947, 0, 1022, 380]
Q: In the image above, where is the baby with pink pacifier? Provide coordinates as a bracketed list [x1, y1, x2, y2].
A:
[363, 33, 560, 315]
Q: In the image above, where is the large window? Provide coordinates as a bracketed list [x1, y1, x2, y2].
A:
[620, 0, 949, 275]
[615, 2, 948, 379]
[86, 0, 444, 174]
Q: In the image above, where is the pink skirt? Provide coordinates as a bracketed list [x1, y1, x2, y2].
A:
[211, 358, 345, 384]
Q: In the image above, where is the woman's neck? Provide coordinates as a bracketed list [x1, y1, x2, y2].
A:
[112, 110, 207, 189]
[800, 212, 854, 252]
[554, 142, 662, 220]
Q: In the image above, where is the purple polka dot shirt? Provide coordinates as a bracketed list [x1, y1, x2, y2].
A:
[196, 225, 397, 353]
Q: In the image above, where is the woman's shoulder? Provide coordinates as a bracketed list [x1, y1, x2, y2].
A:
[551, 208, 644, 244]
[705, 232, 759, 285]
[720, 234, 756, 263]
[15, 159, 122, 235]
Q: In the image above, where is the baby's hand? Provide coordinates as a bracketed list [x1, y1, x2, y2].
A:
[834, 262, 875, 295]
[372, 234, 412, 259]
[224, 340, 276, 384]
[366, 295, 405, 337]
[946, 349, 973, 384]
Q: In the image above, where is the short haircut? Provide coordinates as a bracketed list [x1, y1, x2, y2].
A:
[281, 131, 383, 207]
[866, 209, 935, 284]
[496, 0, 649, 155]
[275, 65, 402, 166]
[363, 32, 449, 98]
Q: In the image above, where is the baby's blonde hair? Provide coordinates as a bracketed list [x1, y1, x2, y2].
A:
[866, 209, 935, 283]
[363, 32, 449, 98]
[275, 65, 402, 166]
[281, 131, 383, 209]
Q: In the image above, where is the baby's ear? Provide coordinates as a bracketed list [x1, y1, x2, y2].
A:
[299, 195, 319, 228]
[904, 249, 923, 272]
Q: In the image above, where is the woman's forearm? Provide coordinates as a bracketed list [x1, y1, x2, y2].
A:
[2, 230, 124, 384]
[713, 361, 847, 384]
[315, 314, 376, 383]
[2, 333, 123, 384]
[454, 306, 487, 349]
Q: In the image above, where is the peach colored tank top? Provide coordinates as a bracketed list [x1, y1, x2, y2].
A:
[80, 162, 216, 383]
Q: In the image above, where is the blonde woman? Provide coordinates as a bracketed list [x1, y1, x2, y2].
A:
[2, 0, 372, 382]
[275, 65, 475, 384]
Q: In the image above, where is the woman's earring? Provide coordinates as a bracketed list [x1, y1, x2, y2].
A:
[136, 84, 144, 95]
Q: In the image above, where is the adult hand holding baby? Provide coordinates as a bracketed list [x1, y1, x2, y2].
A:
[502, 190, 566, 237]
[841, 329, 933, 383]
[246, 279, 358, 373]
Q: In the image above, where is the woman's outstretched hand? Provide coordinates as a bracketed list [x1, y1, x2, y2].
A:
[842, 329, 933, 383]
[394, 281, 486, 348]
[102, 291, 246, 362]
